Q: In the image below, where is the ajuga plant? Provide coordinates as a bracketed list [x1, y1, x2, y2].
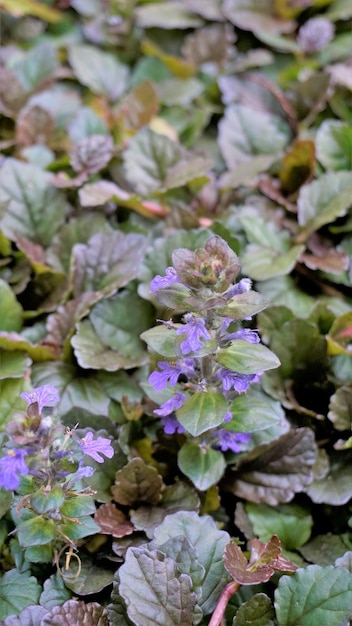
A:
[0, 384, 113, 566]
[142, 235, 280, 491]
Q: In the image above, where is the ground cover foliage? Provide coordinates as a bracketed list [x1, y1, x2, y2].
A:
[0, 0, 352, 624]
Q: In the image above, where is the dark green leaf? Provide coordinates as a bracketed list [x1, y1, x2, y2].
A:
[0, 569, 41, 620]
[119, 547, 197, 626]
[246, 503, 313, 550]
[17, 515, 56, 547]
[177, 390, 228, 436]
[0, 281, 23, 332]
[274, 565, 352, 626]
[233, 593, 275, 626]
[178, 441, 226, 490]
[228, 387, 284, 432]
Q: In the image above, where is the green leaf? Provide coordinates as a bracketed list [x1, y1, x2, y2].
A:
[316, 120, 352, 171]
[217, 340, 280, 375]
[153, 511, 230, 614]
[119, 547, 197, 626]
[327, 387, 352, 430]
[24, 544, 53, 563]
[220, 290, 268, 320]
[40, 572, 72, 609]
[306, 452, 352, 505]
[156, 535, 204, 603]
[228, 387, 284, 432]
[17, 515, 56, 547]
[123, 127, 211, 195]
[71, 231, 147, 298]
[218, 104, 291, 169]
[0, 159, 67, 247]
[141, 325, 180, 358]
[58, 497, 95, 521]
[0, 377, 27, 429]
[241, 244, 304, 281]
[178, 441, 226, 490]
[0, 281, 23, 331]
[233, 593, 275, 626]
[274, 565, 352, 626]
[0, 569, 41, 620]
[60, 516, 100, 542]
[72, 296, 153, 371]
[246, 503, 313, 550]
[299, 533, 351, 567]
[61, 554, 115, 595]
[0, 350, 31, 378]
[176, 390, 228, 436]
[31, 485, 65, 515]
[10, 41, 58, 91]
[68, 45, 129, 101]
[297, 171, 352, 238]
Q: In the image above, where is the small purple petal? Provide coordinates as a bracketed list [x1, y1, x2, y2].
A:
[161, 415, 185, 435]
[214, 430, 251, 453]
[225, 278, 252, 299]
[150, 267, 180, 292]
[226, 329, 260, 343]
[0, 449, 29, 490]
[216, 368, 259, 393]
[21, 385, 60, 414]
[148, 361, 183, 391]
[297, 17, 335, 53]
[78, 432, 114, 463]
[154, 392, 187, 417]
[176, 315, 211, 355]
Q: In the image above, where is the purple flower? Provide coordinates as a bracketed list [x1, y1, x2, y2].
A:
[217, 368, 260, 393]
[223, 410, 233, 423]
[150, 267, 180, 292]
[226, 329, 260, 343]
[21, 385, 60, 414]
[0, 449, 29, 490]
[176, 314, 211, 355]
[154, 392, 187, 417]
[78, 432, 114, 463]
[161, 415, 185, 435]
[149, 361, 183, 391]
[214, 430, 251, 453]
[225, 278, 252, 299]
[297, 17, 335, 53]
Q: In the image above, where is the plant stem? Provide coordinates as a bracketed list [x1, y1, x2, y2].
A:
[208, 580, 240, 626]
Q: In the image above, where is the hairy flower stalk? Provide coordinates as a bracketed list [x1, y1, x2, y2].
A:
[144, 235, 279, 491]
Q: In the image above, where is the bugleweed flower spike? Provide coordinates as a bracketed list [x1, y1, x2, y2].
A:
[0, 384, 114, 562]
[142, 235, 280, 491]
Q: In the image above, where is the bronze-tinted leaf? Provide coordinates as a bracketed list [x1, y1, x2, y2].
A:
[223, 428, 317, 504]
[94, 502, 134, 538]
[16, 105, 55, 148]
[111, 458, 164, 506]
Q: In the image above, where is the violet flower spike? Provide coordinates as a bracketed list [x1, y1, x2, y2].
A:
[149, 361, 183, 391]
[154, 392, 187, 417]
[150, 267, 180, 293]
[78, 432, 114, 463]
[0, 449, 29, 491]
[21, 384, 60, 414]
[176, 314, 211, 355]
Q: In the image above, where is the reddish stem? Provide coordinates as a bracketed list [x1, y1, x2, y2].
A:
[208, 580, 241, 626]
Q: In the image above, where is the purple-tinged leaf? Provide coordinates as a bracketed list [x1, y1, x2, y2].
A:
[223, 428, 317, 504]
[41, 600, 109, 625]
[68, 45, 129, 101]
[111, 457, 164, 506]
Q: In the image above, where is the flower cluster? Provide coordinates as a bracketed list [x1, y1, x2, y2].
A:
[0, 385, 114, 491]
[145, 236, 270, 482]
[297, 17, 335, 53]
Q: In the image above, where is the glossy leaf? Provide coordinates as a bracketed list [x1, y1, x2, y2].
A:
[178, 441, 226, 490]
[176, 390, 228, 436]
[217, 340, 280, 375]
[0, 569, 41, 620]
